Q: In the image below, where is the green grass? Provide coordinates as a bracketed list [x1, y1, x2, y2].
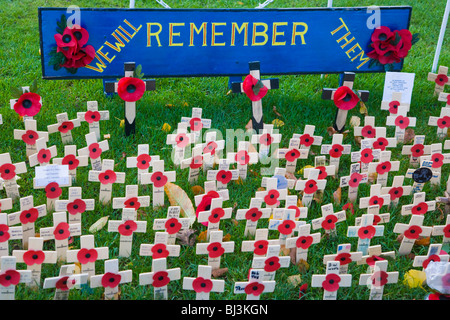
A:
[0, 0, 449, 302]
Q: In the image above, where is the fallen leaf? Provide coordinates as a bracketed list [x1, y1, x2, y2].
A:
[191, 185, 204, 195]
[415, 237, 430, 246]
[231, 219, 239, 226]
[349, 115, 361, 128]
[245, 119, 253, 131]
[89, 216, 109, 233]
[333, 187, 342, 204]
[272, 118, 284, 128]
[327, 126, 337, 136]
[297, 165, 314, 176]
[403, 269, 426, 288]
[257, 187, 265, 192]
[222, 233, 231, 242]
[368, 172, 378, 183]
[287, 275, 302, 287]
[354, 135, 362, 146]
[359, 101, 368, 115]
[162, 123, 172, 132]
[403, 128, 415, 144]
[296, 259, 310, 273]
[280, 244, 290, 256]
[272, 105, 283, 117]
[212, 267, 228, 278]
[164, 182, 196, 224]
[197, 230, 208, 242]
[176, 229, 196, 246]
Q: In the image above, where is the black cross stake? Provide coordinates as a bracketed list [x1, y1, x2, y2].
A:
[322, 72, 369, 133]
[231, 62, 279, 133]
[104, 62, 155, 136]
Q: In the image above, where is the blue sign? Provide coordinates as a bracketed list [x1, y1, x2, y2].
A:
[38, 6, 412, 79]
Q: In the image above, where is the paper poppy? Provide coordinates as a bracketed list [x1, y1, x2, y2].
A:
[348, 172, 363, 188]
[242, 74, 268, 102]
[371, 26, 394, 43]
[175, 133, 190, 148]
[13, 92, 42, 117]
[77, 248, 98, 264]
[394, 115, 410, 129]
[88, 143, 102, 159]
[203, 141, 218, 155]
[165, 218, 182, 234]
[322, 273, 341, 292]
[443, 224, 450, 238]
[427, 293, 450, 300]
[45, 182, 62, 199]
[422, 255, 441, 269]
[192, 277, 213, 293]
[404, 225, 422, 239]
[300, 133, 314, 147]
[329, 144, 344, 158]
[259, 133, 273, 146]
[285, 149, 300, 162]
[189, 118, 203, 132]
[361, 125, 376, 138]
[61, 45, 96, 69]
[369, 196, 384, 208]
[235, 150, 250, 166]
[124, 197, 141, 210]
[190, 155, 203, 169]
[0, 225, 10, 242]
[296, 236, 313, 250]
[321, 215, 338, 230]
[264, 189, 280, 206]
[67, 199, 86, 215]
[411, 202, 428, 215]
[53, 222, 70, 240]
[335, 252, 352, 265]
[136, 154, 152, 170]
[316, 166, 328, 180]
[388, 100, 400, 114]
[58, 121, 74, 134]
[84, 110, 101, 123]
[360, 148, 374, 164]
[37, 149, 52, 164]
[396, 29, 413, 58]
[373, 137, 389, 151]
[431, 153, 444, 168]
[411, 144, 425, 157]
[278, 219, 296, 235]
[298, 283, 308, 299]
[303, 180, 318, 194]
[151, 243, 170, 259]
[216, 170, 232, 185]
[264, 256, 281, 272]
[371, 270, 389, 288]
[62, 154, 79, 171]
[447, 95, 450, 105]
[101, 272, 121, 289]
[373, 215, 382, 225]
[55, 276, 75, 291]
[435, 74, 449, 86]
[117, 77, 146, 102]
[151, 171, 168, 188]
[0, 163, 16, 180]
[19, 208, 39, 224]
[208, 208, 225, 224]
[207, 242, 225, 258]
[21, 130, 39, 145]
[358, 225, 376, 239]
[195, 192, 220, 226]
[0, 270, 20, 287]
[376, 161, 392, 175]
[54, 26, 78, 49]
[366, 255, 385, 267]
[437, 116, 450, 129]
[333, 86, 359, 110]
[23, 250, 45, 266]
[288, 205, 302, 219]
[152, 271, 170, 288]
[99, 170, 117, 185]
[118, 220, 137, 236]
[253, 240, 269, 256]
[245, 282, 265, 296]
[388, 187, 404, 201]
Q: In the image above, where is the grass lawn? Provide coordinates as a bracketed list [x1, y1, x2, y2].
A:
[0, 0, 449, 303]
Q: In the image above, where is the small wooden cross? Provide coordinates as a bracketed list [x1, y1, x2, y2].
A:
[432, 214, 450, 244]
[311, 203, 346, 238]
[367, 150, 400, 187]
[401, 135, 432, 167]
[393, 214, 433, 255]
[369, 127, 398, 152]
[226, 140, 259, 179]
[401, 191, 436, 216]
[153, 206, 190, 245]
[196, 230, 235, 270]
[0, 152, 27, 200]
[304, 157, 336, 180]
[235, 198, 272, 237]
[251, 244, 290, 281]
[323, 243, 363, 274]
[295, 168, 327, 207]
[34, 180, 71, 213]
[139, 257, 181, 300]
[231, 61, 279, 133]
[419, 143, 450, 182]
[0, 213, 22, 258]
[311, 260, 352, 300]
[250, 123, 282, 158]
[194, 180, 229, 210]
[126, 144, 160, 184]
[292, 124, 323, 155]
[182, 265, 225, 300]
[320, 133, 351, 174]
[28, 137, 57, 167]
[180, 144, 204, 184]
[0, 198, 12, 214]
[12, 236, 56, 288]
[180, 107, 212, 143]
[43, 264, 88, 300]
[112, 184, 150, 211]
[347, 214, 384, 256]
[78, 132, 110, 171]
[13, 119, 49, 158]
[351, 145, 381, 173]
[356, 203, 391, 227]
[165, 122, 195, 166]
[274, 194, 308, 221]
[90, 259, 132, 300]
[47, 112, 81, 144]
[276, 137, 309, 174]
[353, 116, 383, 140]
[104, 62, 156, 136]
[108, 208, 147, 257]
[88, 159, 126, 204]
[206, 158, 239, 191]
[340, 163, 368, 203]
[428, 65, 449, 96]
[358, 260, 399, 300]
[428, 106, 450, 139]
[286, 223, 321, 264]
[413, 243, 449, 270]
[405, 159, 440, 192]
[241, 228, 280, 258]
[268, 207, 304, 246]
[381, 91, 410, 114]
[200, 131, 226, 171]
[197, 198, 232, 240]
[381, 175, 413, 207]
[77, 101, 110, 140]
[357, 245, 396, 273]
[386, 105, 417, 143]
[439, 91, 450, 107]
[254, 177, 287, 209]
[55, 186, 95, 226]
[233, 268, 276, 300]
[140, 231, 180, 260]
[359, 184, 391, 211]
[52, 145, 89, 182]
[141, 159, 176, 208]
[39, 211, 81, 261]
[0, 256, 32, 300]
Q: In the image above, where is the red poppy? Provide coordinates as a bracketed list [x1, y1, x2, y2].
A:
[333, 86, 360, 110]
[242, 74, 268, 102]
[367, 40, 401, 65]
[437, 116, 450, 129]
[264, 189, 280, 206]
[423, 255, 441, 269]
[299, 283, 308, 299]
[124, 197, 141, 210]
[245, 282, 265, 296]
[118, 220, 137, 236]
[278, 219, 296, 235]
[77, 248, 98, 264]
[99, 170, 117, 185]
[404, 225, 422, 239]
[0, 270, 20, 287]
[447, 95, 450, 105]
[296, 235, 313, 249]
[67, 199, 86, 215]
[62, 154, 79, 170]
[101, 272, 121, 288]
[196, 192, 220, 226]
[373, 137, 389, 151]
[175, 133, 190, 148]
[88, 143, 102, 159]
[435, 74, 449, 86]
[0, 225, 10, 242]
[411, 202, 428, 215]
[61, 44, 95, 69]
[165, 218, 182, 234]
[259, 133, 273, 146]
[55, 276, 75, 291]
[235, 150, 250, 165]
[376, 161, 392, 175]
[45, 182, 62, 199]
[443, 224, 450, 238]
[189, 117, 203, 131]
[369, 196, 384, 208]
[117, 77, 146, 102]
[53, 222, 70, 240]
[21, 130, 39, 145]
[136, 154, 152, 170]
[411, 144, 425, 157]
[190, 155, 203, 169]
[207, 207, 224, 224]
[303, 180, 318, 194]
[151, 171, 168, 188]
[207, 242, 225, 258]
[361, 125, 376, 138]
[373, 215, 382, 225]
[84, 110, 101, 123]
[316, 166, 328, 180]
[329, 144, 344, 158]
[388, 100, 400, 114]
[348, 172, 363, 188]
[0, 163, 16, 180]
[335, 252, 352, 265]
[192, 277, 213, 293]
[54, 26, 78, 49]
[321, 215, 338, 230]
[253, 240, 269, 256]
[431, 153, 444, 168]
[203, 141, 218, 155]
[151, 243, 170, 259]
[285, 149, 300, 162]
[396, 29, 413, 58]
[388, 187, 404, 200]
[366, 255, 385, 267]
[19, 208, 39, 224]
[23, 250, 45, 266]
[358, 225, 376, 239]
[371, 26, 394, 43]
[300, 133, 314, 147]
[58, 121, 74, 134]
[264, 256, 281, 272]
[37, 149, 52, 164]
[216, 170, 232, 185]
[152, 271, 170, 288]
[13, 92, 42, 117]
[394, 115, 410, 129]
[371, 270, 389, 287]
[288, 205, 302, 219]
[322, 273, 341, 292]
[360, 148, 374, 164]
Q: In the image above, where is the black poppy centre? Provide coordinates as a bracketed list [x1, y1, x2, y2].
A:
[127, 84, 137, 93]
[22, 99, 32, 109]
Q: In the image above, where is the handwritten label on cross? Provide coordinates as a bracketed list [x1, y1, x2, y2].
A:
[401, 191, 436, 216]
[311, 260, 352, 300]
[323, 243, 363, 274]
[141, 159, 175, 208]
[47, 112, 81, 144]
[182, 265, 225, 300]
[233, 268, 276, 300]
[0, 152, 27, 200]
[394, 215, 433, 255]
[52, 145, 88, 182]
[77, 101, 110, 140]
[139, 257, 181, 300]
[0, 256, 32, 300]
[88, 159, 126, 204]
[413, 243, 449, 270]
[358, 260, 399, 300]
[428, 65, 449, 96]
[90, 258, 132, 300]
[78, 132, 110, 172]
[13, 119, 49, 158]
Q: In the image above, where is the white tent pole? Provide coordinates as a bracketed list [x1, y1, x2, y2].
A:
[432, 0, 450, 73]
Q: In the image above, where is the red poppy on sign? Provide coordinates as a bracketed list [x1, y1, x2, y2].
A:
[437, 116, 450, 129]
[366, 255, 385, 267]
[117, 77, 146, 102]
[203, 141, 218, 155]
[55, 276, 75, 291]
[316, 166, 328, 180]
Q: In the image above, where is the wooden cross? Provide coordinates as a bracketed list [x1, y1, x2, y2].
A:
[165, 122, 195, 166]
[405, 159, 440, 192]
[401, 191, 436, 216]
[39, 211, 81, 261]
[12, 236, 56, 288]
[323, 243, 363, 274]
[320, 133, 351, 174]
[268, 207, 303, 246]
[180, 144, 204, 184]
[197, 197, 232, 240]
[292, 124, 323, 155]
[13, 119, 49, 158]
[108, 208, 147, 257]
[104, 62, 156, 136]
[140, 231, 180, 260]
[0, 198, 12, 215]
[401, 135, 432, 167]
[251, 244, 290, 281]
[196, 230, 234, 270]
[359, 260, 399, 300]
[254, 177, 287, 209]
[55, 186, 95, 226]
[47, 112, 81, 144]
[112, 184, 150, 212]
[141, 159, 176, 208]
[0, 256, 32, 300]
[250, 123, 282, 158]
[353, 116, 383, 140]
[7, 195, 46, 249]
[90, 259, 132, 300]
[393, 215, 433, 255]
[182, 265, 225, 300]
[235, 198, 272, 238]
[77, 100, 110, 140]
[359, 184, 391, 211]
[0, 152, 27, 200]
[28, 137, 57, 167]
[311, 203, 346, 238]
[357, 245, 396, 273]
[276, 137, 309, 174]
[304, 157, 336, 180]
[206, 158, 239, 191]
[311, 260, 352, 300]
[88, 159, 126, 204]
[356, 202, 391, 227]
[295, 168, 327, 207]
[428, 65, 449, 96]
[52, 145, 89, 182]
[139, 257, 181, 300]
[351, 144, 381, 173]
[432, 214, 450, 245]
[322, 72, 370, 133]
[367, 150, 400, 187]
[126, 144, 160, 184]
[420, 143, 450, 181]
[413, 243, 449, 270]
[234, 268, 276, 300]
[231, 61, 279, 133]
[153, 206, 190, 245]
[241, 228, 280, 258]
[180, 107, 212, 143]
[347, 214, 384, 256]
[428, 106, 450, 139]
[286, 223, 321, 264]
[381, 175, 413, 207]
[340, 163, 368, 203]
[226, 140, 259, 179]
[381, 91, 410, 115]
[34, 179, 71, 213]
[386, 105, 417, 143]
[200, 131, 226, 171]
[78, 132, 110, 171]
[43, 264, 88, 300]
[438, 91, 450, 107]
[194, 180, 229, 210]
[0, 213, 22, 258]
[369, 127, 398, 152]
[273, 194, 308, 221]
